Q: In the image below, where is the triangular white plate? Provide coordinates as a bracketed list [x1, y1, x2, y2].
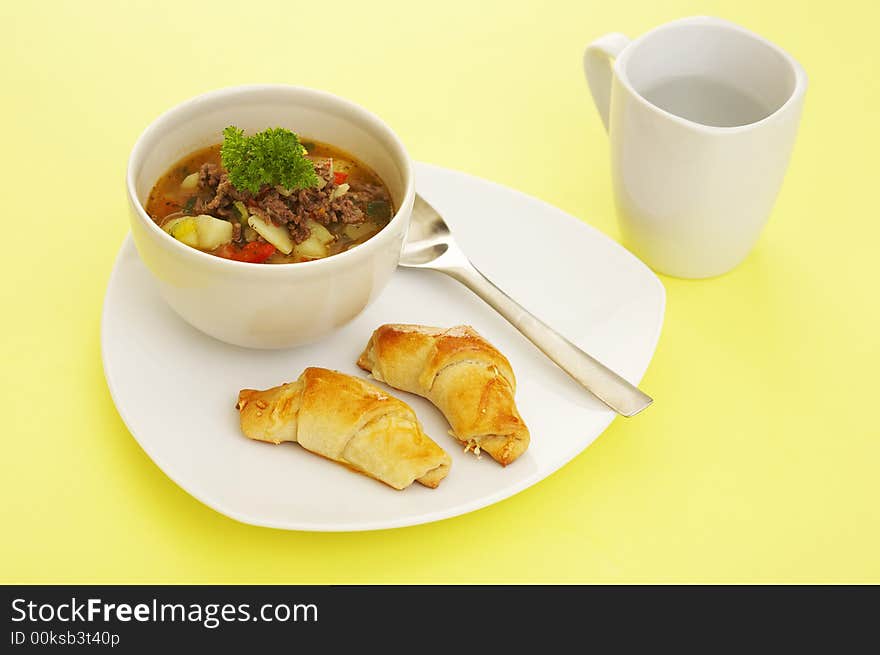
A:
[102, 162, 665, 531]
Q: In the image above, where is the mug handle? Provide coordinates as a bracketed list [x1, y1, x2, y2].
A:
[583, 33, 630, 132]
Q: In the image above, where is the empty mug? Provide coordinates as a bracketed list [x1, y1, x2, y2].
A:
[584, 16, 807, 278]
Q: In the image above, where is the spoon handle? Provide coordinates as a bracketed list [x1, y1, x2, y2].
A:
[440, 260, 653, 417]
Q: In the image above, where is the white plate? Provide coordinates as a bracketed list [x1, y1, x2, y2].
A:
[102, 163, 665, 531]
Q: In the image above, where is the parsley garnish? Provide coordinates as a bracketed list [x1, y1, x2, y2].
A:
[221, 126, 320, 194]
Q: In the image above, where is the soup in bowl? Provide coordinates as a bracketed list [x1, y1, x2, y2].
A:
[126, 85, 414, 349]
[146, 135, 395, 264]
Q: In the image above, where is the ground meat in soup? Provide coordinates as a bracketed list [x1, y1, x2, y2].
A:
[145, 140, 395, 264]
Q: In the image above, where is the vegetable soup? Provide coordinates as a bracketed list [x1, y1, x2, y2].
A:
[145, 128, 394, 264]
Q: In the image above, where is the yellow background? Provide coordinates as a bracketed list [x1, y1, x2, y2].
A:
[2, 0, 878, 583]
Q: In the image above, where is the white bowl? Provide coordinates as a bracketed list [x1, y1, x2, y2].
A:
[126, 85, 414, 349]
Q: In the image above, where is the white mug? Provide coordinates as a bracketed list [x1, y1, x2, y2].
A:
[584, 17, 807, 278]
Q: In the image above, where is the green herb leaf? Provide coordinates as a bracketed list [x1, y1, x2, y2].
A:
[182, 196, 196, 214]
[221, 126, 319, 195]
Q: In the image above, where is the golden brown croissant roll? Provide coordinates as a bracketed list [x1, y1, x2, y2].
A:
[357, 324, 530, 466]
[236, 367, 451, 490]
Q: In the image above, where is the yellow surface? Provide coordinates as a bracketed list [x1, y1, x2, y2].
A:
[2, 0, 878, 584]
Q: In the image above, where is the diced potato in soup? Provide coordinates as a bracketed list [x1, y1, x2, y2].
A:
[247, 214, 294, 254]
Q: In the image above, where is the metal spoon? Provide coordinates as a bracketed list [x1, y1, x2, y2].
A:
[398, 194, 654, 417]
